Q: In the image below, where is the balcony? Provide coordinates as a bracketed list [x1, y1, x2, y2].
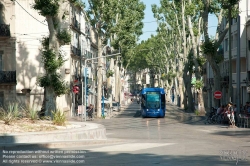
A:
[85, 23, 90, 36]
[0, 71, 16, 84]
[0, 24, 10, 37]
[71, 18, 81, 32]
[232, 72, 247, 84]
[84, 51, 92, 59]
[71, 45, 81, 57]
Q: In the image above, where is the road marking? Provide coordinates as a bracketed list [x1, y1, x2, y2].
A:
[87, 143, 176, 152]
[106, 133, 114, 135]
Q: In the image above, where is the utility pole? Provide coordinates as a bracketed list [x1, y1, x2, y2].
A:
[228, 8, 233, 102]
[236, 15, 241, 115]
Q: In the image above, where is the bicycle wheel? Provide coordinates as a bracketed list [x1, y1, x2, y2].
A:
[205, 117, 212, 124]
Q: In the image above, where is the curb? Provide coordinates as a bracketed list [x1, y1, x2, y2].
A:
[0, 122, 106, 144]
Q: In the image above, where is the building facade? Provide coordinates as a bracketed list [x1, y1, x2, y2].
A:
[0, 0, 96, 116]
[206, 0, 250, 107]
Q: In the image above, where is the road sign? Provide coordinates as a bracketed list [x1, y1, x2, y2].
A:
[214, 91, 222, 99]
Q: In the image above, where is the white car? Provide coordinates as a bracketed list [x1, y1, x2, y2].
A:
[112, 102, 120, 112]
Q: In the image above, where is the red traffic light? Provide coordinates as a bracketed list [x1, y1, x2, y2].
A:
[73, 85, 79, 94]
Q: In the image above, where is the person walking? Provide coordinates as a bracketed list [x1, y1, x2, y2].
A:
[226, 102, 235, 126]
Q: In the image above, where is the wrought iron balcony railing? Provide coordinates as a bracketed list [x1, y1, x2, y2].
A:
[0, 71, 16, 84]
[0, 24, 10, 37]
[84, 51, 92, 59]
[71, 18, 81, 31]
[71, 45, 81, 57]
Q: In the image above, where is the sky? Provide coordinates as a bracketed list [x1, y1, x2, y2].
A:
[140, 0, 218, 42]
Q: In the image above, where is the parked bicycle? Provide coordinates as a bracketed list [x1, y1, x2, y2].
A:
[204, 107, 217, 124]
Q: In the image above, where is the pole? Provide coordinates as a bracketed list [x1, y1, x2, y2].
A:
[81, 77, 84, 121]
[80, 49, 83, 121]
[84, 68, 87, 121]
[228, 8, 233, 102]
[102, 86, 104, 117]
[236, 15, 241, 115]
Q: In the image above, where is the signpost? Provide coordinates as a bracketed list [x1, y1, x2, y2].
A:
[214, 91, 222, 99]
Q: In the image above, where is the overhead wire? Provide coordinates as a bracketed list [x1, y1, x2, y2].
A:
[13, 0, 47, 26]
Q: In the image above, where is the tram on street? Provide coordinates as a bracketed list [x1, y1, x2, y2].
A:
[140, 87, 166, 118]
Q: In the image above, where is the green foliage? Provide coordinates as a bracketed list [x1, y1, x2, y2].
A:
[185, 3, 196, 16]
[41, 37, 49, 50]
[0, 103, 20, 125]
[38, 73, 69, 96]
[194, 80, 203, 90]
[195, 110, 200, 116]
[73, 0, 85, 9]
[52, 110, 66, 126]
[41, 49, 64, 73]
[161, 73, 167, 80]
[33, 0, 59, 16]
[38, 40, 69, 96]
[193, 27, 199, 36]
[57, 29, 71, 45]
[86, 0, 145, 67]
[106, 70, 114, 78]
[27, 107, 39, 121]
[51, 74, 69, 96]
[197, 56, 206, 67]
[201, 40, 216, 55]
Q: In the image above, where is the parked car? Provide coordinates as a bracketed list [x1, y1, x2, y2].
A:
[112, 102, 120, 112]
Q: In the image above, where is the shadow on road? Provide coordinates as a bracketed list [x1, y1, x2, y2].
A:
[0, 143, 249, 166]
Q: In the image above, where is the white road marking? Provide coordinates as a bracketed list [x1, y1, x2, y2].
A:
[106, 133, 114, 135]
[87, 143, 176, 152]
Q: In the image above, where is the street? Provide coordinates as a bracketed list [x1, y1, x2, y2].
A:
[1, 102, 250, 166]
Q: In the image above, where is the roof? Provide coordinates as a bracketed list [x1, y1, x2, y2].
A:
[141, 87, 165, 94]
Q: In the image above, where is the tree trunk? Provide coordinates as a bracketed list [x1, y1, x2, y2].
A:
[183, 65, 193, 112]
[115, 60, 119, 102]
[206, 54, 222, 107]
[44, 16, 59, 114]
[45, 87, 56, 116]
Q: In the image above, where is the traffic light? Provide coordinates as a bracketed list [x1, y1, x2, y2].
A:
[73, 85, 79, 94]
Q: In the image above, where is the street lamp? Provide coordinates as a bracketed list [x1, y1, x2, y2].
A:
[81, 53, 121, 121]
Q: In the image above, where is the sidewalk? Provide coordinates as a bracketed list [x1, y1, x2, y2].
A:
[0, 119, 107, 148]
[166, 102, 206, 124]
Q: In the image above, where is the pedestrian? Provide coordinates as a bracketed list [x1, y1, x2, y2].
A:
[137, 96, 140, 104]
[171, 94, 175, 103]
[226, 102, 235, 126]
[87, 104, 94, 120]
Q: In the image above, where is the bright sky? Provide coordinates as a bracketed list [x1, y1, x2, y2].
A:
[140, 0, 218, 42]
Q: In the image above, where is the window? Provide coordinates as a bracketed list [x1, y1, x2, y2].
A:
[161, 94, 166, 108]
[146, 92, 160, 109]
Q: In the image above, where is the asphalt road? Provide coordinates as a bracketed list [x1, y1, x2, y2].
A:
[1, 102, 250, 166]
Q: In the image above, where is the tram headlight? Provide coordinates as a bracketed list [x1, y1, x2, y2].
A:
[146, 109, 149, 111]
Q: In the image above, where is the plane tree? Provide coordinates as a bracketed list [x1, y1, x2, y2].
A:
[32, 0, 84, 115]
[201, 0, 239, 107]
[152, 0, 197, 111]
[86, 0, 145, 117]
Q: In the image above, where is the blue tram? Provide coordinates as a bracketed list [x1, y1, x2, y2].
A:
[140, 87, 166, 118]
